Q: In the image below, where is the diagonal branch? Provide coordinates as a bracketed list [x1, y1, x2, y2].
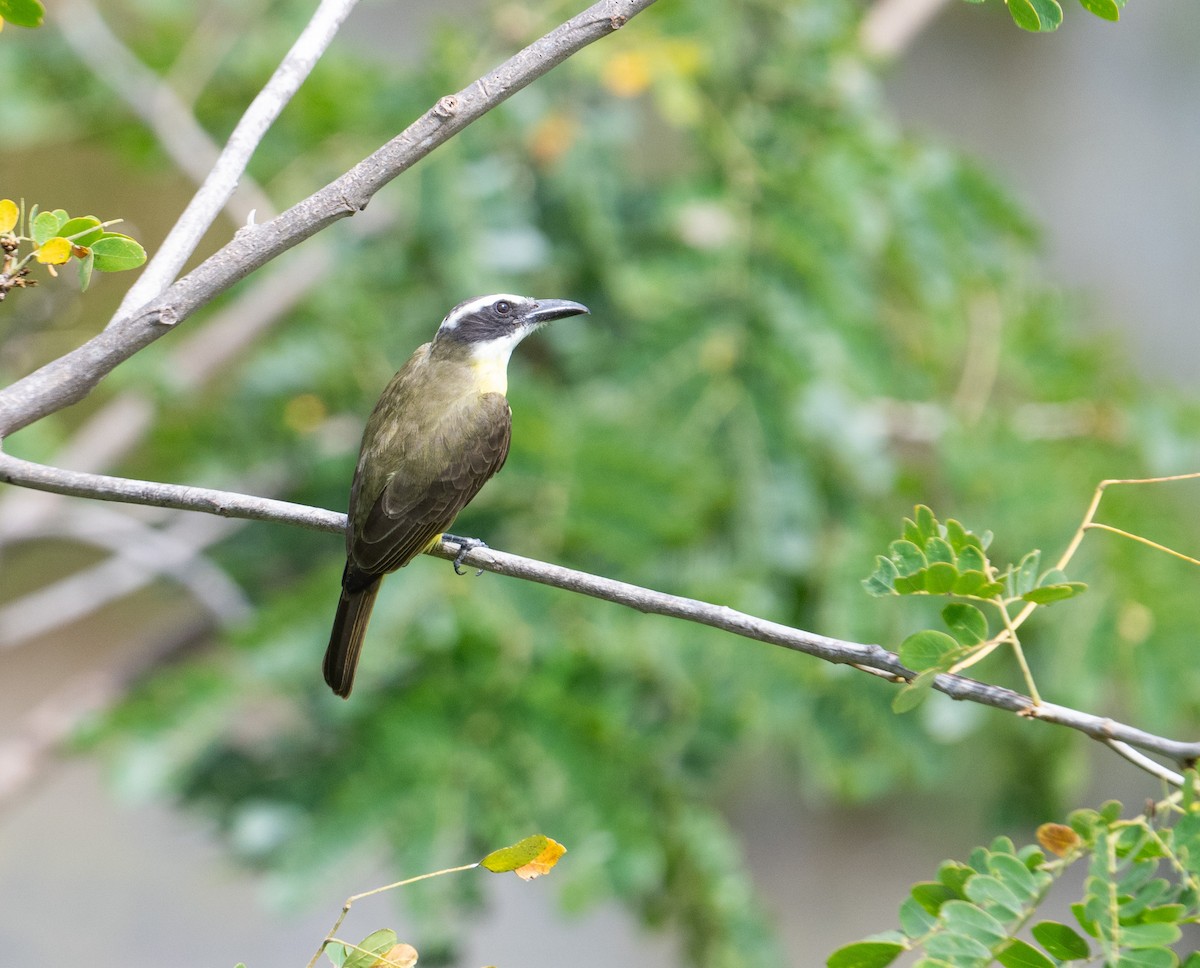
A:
[0, 0, 656, 437]
[2, 450, 1198, 774]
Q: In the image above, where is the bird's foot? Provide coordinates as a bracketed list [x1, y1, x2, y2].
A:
[445, 534, 488, 576]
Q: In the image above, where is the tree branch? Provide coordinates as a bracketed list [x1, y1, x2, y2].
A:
[0, 0, 656, 437]
[56, 0, 362, 325]
[3, 450, 1197, 774]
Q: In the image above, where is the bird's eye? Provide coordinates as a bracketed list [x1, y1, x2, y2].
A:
[494, 300, 512, 315]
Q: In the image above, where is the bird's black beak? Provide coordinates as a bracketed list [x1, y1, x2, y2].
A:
[527, 299, 590, 325]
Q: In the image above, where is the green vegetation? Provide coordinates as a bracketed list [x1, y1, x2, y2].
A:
[2, 0, 1194, 964]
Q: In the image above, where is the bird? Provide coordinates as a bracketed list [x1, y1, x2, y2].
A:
[323, 293, 590, 697]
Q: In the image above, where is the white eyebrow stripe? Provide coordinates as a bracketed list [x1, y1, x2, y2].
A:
[437, 293, 525, 331]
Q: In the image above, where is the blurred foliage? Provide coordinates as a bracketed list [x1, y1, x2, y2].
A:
[3, 0, 1200, 965]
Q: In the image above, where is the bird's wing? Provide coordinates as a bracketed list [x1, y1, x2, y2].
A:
[350, 393, 512, 576]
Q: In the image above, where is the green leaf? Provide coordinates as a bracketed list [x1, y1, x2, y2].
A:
[941, 899, 1007, 947]
[924, 536, 955, 565]
[863, 556, 900, 596]
[942, 603, 988, 646]
[914, 505, 938, 543]
[90, 233, 147, 272]
[343, 929, 398, 968]
[899, 896, 937, 937]
[59, 216, 104, 247]
[899, 630, 961, 672]
[964, 873, 1024, 921]
[1032, 920, 1090, 959]
[944, 518, 969, 550]
[938, 862, 974, 896]
[1117, 922, 1181, 949]
[826, 940, 906, 968]
[890, 540, 927, 577]
[985, 853, 1040, 901]
[924, 561, 957, 594]
[893, 573, 926, 595]
[0, 0, 45, 29]
[996, 939, 1055, 968]
[925, 929, 991, 962]
[1114, 949, 1179, 968]
[1012, 551, 1041, 597]
[1078, 0, 1121, 20]
[77, 250, 95, 292]
[1028, 0, 1064, 29]
[1021, 582, 1087, 604]
[912, 881, 957, 915]
[31, 209, 66, 246]
[1007, 0, 1063, 30]
[892, 669, 938, 713]
[325, 942, 348, 967]
[956, 545, 987, 573]
[1070, 901, 1099, 938]
[1142, 903, 1186, 923]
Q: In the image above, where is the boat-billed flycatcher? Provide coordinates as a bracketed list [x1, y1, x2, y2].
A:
[324, 293, 589, 697]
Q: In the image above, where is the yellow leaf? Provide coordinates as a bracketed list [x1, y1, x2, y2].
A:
[0, 198, 18, 234]
[372, 942, 418, 968]
[1036, 822, 1081, 857]
[36, 236, 72, 265]
[513, 837, 567, 880]
[480, 834, 567, 877]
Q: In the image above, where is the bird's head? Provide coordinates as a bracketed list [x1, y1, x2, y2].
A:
[433, 294, 589, 353]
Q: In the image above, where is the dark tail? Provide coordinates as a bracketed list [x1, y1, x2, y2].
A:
[323, 569, 382, 698]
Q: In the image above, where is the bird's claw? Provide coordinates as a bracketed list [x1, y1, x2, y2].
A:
[445, 534, 488, 576]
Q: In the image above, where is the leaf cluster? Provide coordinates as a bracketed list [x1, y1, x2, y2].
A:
[0, 197, 146, 297]
[831, 793, 1200, 966]
[863, 506, 1086, 710]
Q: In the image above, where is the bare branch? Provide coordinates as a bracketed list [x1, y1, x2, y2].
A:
[3, 449, 1198, 775]
[0, 0, 656, 437]
[0, 452, 343, 533]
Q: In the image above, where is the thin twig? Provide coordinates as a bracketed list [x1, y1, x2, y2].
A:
[306, 864, 479, 968]
[2, 450, 1198, 775]
[1103, 740, 1186, 788]
[0, 0, 657, 436]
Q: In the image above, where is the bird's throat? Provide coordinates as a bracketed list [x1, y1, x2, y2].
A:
[467, 343, 517, 396]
